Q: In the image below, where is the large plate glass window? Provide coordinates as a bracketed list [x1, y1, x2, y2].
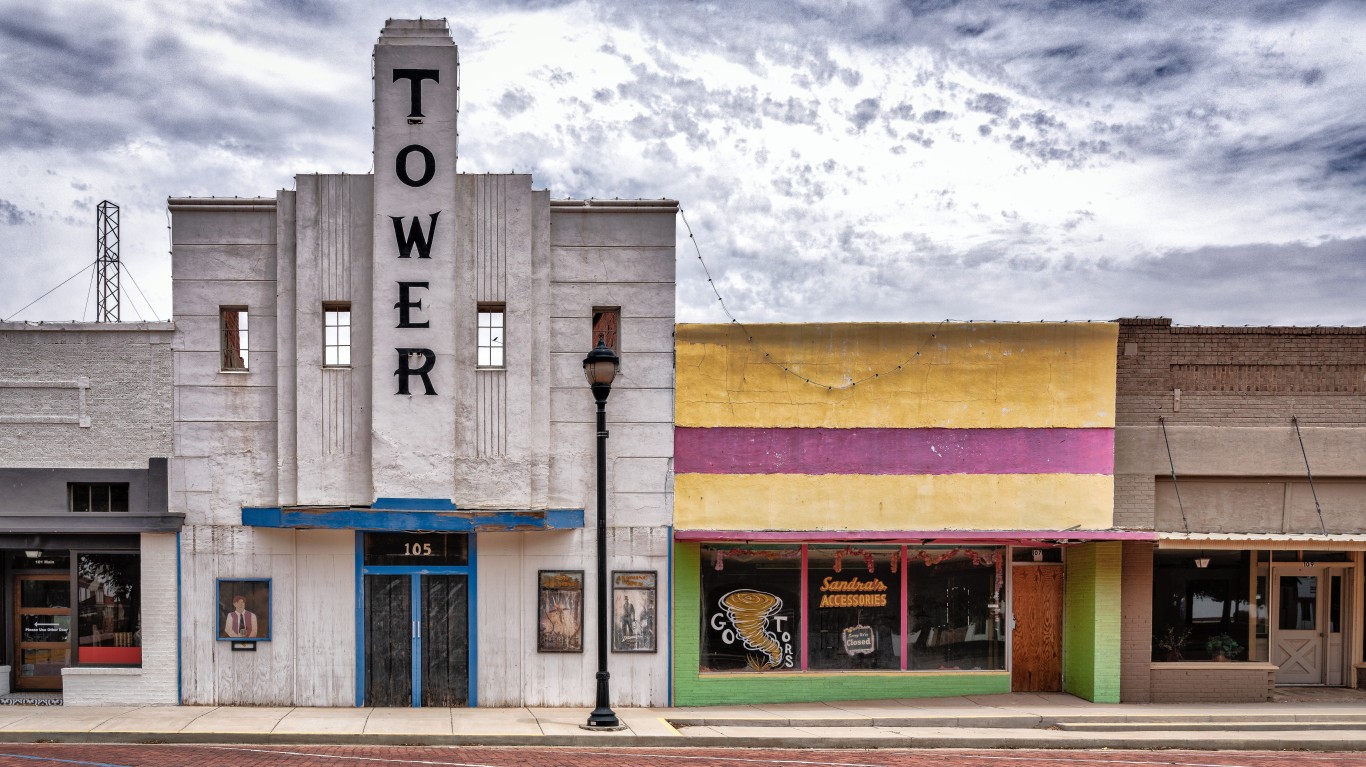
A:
[904, 547, 1005, 671]
[807, 546, 901, 670]
[700, 545, 800, 672]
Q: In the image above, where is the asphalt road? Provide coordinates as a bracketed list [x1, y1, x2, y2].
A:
[2, 747, 1366, 767]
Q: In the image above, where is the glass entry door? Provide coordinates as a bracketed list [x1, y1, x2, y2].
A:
[1270, 565, 1352, 686]
[14, 575, 72, 691]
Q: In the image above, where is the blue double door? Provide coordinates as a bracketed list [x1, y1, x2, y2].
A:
[363, 572, 469, 707]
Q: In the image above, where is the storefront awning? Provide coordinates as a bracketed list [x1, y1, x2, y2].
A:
[673, 529, 1157, 544]
[1158, 531, 1366, 550]
[243, 504, 583, 532]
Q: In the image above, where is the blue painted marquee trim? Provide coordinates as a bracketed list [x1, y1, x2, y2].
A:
[243, 506, 583, 532]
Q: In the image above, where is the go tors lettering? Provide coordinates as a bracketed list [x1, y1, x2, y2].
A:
[710, 589, 794, 670]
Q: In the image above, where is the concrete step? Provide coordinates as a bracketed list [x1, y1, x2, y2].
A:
[671, 712, 1366, 730]
[1057, 720, 1366, 732]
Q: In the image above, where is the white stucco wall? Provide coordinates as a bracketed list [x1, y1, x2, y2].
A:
[169, 19, 676, 708]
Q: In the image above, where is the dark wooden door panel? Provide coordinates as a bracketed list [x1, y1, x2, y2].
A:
[421, 575, 468, 707]
[365, 574, 412, 707]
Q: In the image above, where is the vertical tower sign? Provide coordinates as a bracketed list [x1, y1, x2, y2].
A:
[371, 20, 459, 499]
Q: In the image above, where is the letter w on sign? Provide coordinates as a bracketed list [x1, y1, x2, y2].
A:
[391, 212, 440, 258]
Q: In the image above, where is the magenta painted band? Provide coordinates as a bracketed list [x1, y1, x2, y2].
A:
[674, 427, 1114, 475]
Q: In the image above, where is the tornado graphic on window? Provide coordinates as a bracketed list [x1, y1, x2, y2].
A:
[719, 589, 788, 670]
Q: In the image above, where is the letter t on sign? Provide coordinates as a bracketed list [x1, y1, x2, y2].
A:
[393, 69, 439, 117]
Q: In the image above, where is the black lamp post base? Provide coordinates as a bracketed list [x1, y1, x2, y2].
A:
[581, 708, 627, 731]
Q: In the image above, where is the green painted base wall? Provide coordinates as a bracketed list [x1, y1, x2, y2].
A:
[1062, 541, 1123, 702]
[671, 542, 1010, 706]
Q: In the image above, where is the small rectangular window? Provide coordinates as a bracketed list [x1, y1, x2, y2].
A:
[324, 304, 351, 366]
[478, 304, 505, 368]
[69, 483, 130, 513]
[592, 306, 620, 353]
[221, 307, 249, 371]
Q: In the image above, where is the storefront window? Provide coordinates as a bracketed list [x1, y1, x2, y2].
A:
[807, 546, 901, 670]
[1151, 550, 1249, 661]
[700, 546, 800, 672]
[905, 548, 1005, 671]
[76, 553, 141, 665]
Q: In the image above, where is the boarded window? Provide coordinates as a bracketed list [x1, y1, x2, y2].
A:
[221, 307, 249, 370]
[592, 307, 620, 352]
[324, 304, 352, 366]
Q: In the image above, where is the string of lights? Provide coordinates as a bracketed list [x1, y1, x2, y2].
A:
[678, 207, 946, 391]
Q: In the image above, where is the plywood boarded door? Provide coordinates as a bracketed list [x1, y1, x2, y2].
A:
[420, 574, 468, 707]
[1012, 564, 1063, 692]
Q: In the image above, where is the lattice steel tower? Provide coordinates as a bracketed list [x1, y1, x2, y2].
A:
[96, 200, 119, 322]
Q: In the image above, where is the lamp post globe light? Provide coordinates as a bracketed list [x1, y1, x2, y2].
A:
[582, 339, 623, 729]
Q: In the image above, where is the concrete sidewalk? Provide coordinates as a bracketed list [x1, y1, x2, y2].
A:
[3, 693, 1366, 750]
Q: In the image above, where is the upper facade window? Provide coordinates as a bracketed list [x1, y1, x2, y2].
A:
[478, 304, 505, 368]
[593, 306, 620, 353]
[324, 304, 352, 366]
[69, 483, 130, 513]
[220, 307, 249, 371]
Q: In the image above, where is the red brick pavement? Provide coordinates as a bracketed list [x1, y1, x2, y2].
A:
[4, 747, 1366, 767]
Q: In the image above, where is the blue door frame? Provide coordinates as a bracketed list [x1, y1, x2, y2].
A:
[355, 533, 478, 706]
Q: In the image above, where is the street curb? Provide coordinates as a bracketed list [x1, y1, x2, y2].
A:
[4, 731, 1366, 750]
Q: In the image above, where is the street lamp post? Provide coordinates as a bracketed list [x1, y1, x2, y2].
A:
[582, 339, 621, 729]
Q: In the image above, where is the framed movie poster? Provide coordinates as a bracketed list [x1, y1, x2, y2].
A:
[537, 570, 583, 653]
[612, 570, 657, 653]
[216, 578, 271, 641]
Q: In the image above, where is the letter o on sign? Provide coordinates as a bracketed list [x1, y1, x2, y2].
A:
[395, 144, 436, 187]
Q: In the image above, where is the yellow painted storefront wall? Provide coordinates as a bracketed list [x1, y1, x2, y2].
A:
[675, 322, 1118, 429]
[675, 473, 1115, 531]
[674, 322, 1119, 532]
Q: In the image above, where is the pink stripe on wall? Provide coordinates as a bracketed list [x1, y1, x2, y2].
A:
[674, 427, 1114, 475]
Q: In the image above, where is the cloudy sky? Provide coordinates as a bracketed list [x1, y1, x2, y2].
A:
[2, 0, 1364, 326]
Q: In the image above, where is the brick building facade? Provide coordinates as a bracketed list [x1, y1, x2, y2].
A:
[1115, 317, 1366, 701]
[0, 322, 179, 703]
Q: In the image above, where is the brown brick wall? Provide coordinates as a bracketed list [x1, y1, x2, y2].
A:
[1114, 473, 1155, 530]
[1117, 318, 1366, 427]
[1120, 542, 1153, 702]
[1149, 663, 1276, 703]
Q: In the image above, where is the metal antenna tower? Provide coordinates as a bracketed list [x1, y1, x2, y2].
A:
[96, 200, 120, 322]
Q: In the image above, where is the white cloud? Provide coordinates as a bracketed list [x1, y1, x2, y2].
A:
[1, 0, 1364, 326]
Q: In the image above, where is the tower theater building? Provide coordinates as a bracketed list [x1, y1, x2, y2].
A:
[169, 19, 675, 707]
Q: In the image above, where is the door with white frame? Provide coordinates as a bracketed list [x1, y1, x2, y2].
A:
[1269, 563, 1352, 685]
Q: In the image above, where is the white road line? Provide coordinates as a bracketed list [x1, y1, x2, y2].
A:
[201, 745, 1366, 767]
[204, 746, 504, 767]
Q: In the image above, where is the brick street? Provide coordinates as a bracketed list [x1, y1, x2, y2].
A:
[3, 747, 1366, 767]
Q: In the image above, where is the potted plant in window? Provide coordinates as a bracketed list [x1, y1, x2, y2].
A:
[1155, 626, 1191, 661]
[1205, 633, 1243, 662]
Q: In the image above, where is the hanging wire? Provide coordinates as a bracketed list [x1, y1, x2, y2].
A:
[124, 264, 160, 322]
[2, 262, 96, 322]
[81, 259, 98, 322]
[678, 207, 945, 391]
[1291, 416, 1329, 535]
[1158, 416, 1190, 533]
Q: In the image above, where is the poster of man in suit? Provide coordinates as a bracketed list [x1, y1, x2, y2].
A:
[216, 579, 271, 641]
